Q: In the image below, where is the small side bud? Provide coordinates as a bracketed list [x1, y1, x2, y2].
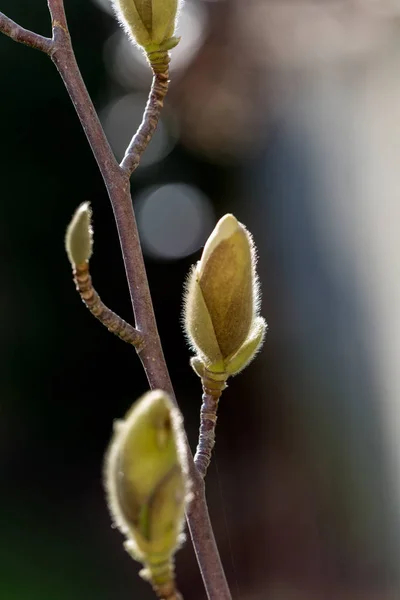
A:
[104, 390, 190, 581]
[111, 0, 181, 55]
[65, 203, 93, 266]
[225, 316, 267, 376]
[183, 214, 266, 375]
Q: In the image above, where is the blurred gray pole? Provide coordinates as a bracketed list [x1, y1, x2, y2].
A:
[247, 46, 400, 582]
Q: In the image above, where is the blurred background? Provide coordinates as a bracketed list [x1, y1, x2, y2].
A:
[2, 0, 400, 598]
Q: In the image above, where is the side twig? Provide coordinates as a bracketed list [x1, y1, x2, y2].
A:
[73, 262, 144, 349]
[0, 12, 52, 53]
[1, 3, 232, 598]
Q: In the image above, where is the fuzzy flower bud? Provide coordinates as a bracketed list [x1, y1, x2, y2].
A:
[65, 202, 93, 267]
[183, 214, 267, 376]
[111, 0, 181, 54]
[104, 391, 190, 571]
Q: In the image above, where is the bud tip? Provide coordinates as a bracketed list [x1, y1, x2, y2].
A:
[198, 214, 241, 277]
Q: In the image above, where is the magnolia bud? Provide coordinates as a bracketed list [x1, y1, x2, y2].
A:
[65, 202, 93, 267]
[104, 390, 190, 573]
[183, 214, 267, 376]
[111, 0, 181, 54]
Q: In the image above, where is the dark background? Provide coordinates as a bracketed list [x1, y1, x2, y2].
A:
[1, 1, 400, 598]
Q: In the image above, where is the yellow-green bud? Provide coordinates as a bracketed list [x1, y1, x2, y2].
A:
[111, 0, 181, 54]
[104, 390, 190, 567]
[183, 214, 267, 375]
[65, 202, 93, 267]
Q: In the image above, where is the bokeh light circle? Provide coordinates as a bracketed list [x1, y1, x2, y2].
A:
[135, 183, 215, 260]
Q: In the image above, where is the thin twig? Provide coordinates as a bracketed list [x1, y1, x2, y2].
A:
[73, 262, 144, 349]
[1, 3, 232, 597]
[120, 69, 169, 176]
[0, 12, 52, 53]
[194, 371, 227, 478]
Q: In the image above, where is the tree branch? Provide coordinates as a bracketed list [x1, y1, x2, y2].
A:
[186, 472, 231, 599]
[43, 2, 232, 598]
[47, 0, 68, 30]
[0, 12, 52, 53]
[0, 2, 232, 596]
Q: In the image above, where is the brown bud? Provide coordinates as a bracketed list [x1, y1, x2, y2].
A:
[184, 214, 267, 375]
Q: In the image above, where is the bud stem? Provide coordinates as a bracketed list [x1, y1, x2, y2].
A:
[148, 559, 183, 600]
[73, 262, 144, 350]
[153, 582, 183, 600]
[194, 371, 227, 479]
[120, 67, 169, 176]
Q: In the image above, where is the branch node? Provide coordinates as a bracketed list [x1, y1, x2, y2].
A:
[52, 20, 69, 35]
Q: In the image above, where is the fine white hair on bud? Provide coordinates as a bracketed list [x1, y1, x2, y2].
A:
[183, 213, 267, 376]
[65, 202, 93, 267]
